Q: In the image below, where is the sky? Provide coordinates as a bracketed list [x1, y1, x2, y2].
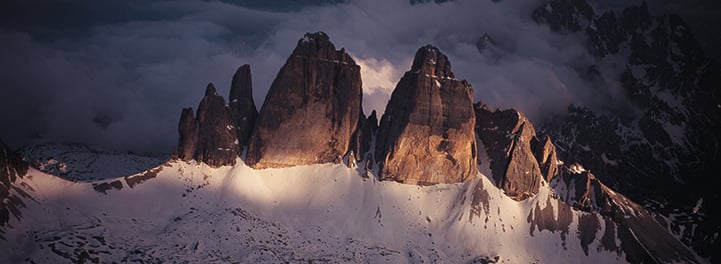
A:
[1, 0, 718, 153]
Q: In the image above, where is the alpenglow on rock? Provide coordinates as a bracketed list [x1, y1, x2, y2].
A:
[246, 32, 363, 169]
[375, 45, 477, 185]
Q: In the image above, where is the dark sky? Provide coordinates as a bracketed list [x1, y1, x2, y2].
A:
[1, 0, 718, 153]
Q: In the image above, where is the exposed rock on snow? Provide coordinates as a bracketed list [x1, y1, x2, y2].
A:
[535, 0, 721, 259]
[178, 83, 241, 167]
[246, 32, 363, 169]
[474, 103, 546, 201]
[228, 64, 258, 147]
[552, 168, 699, 263]
[0, 138, 30, 239]
[375, 45, 477, 185]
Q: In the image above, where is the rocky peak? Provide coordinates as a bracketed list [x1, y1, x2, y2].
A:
[351, 110, 379, 163]
[410, 45, 453, 78]
[375, 45, 476, 185]
[193, 83, 240, 167]
[551, 165, 699, 263]
[536, 0, 721, 259]
[534, 135, 558, 183]
[475, 33, 497, 55]
[204, 83, 218, 97]
[177, 75, 259, 167]
[294, 32, 355, 65]
[531, 0, 595, 32]
[246, 32, 363, 169]
[474, 103, 551, 201]
[228, 64, 258, 146]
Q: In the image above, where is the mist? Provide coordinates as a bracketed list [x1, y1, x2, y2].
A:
[0, 0, 681, 153]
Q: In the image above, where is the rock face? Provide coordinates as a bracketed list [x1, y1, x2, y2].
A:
[552, 166, 699, 264]
[228, 64, 258, 146]
[375, 45, 477, 185]
[1, 138, 29, 237]
[534, 0, 721, 259]
[474, 103, 547, 200]
[246, 32, 363, 169]
[534, 135, 558, 183]
[360, 110, 378, 158]
[177, 83, 248, 167]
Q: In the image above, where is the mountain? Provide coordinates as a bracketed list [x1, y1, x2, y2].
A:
[177, 66, 259, 167]
[246, 32, 364, 169]
[0, 32, 704, 263]
[375, 45, 477, 185]
[533, 0, 721, 261]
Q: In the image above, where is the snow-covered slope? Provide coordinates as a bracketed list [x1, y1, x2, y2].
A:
[1, 158, 631, 263]
[21, 143, 167, 182]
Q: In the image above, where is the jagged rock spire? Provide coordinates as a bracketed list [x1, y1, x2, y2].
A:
[229, 64, 258, 146]
[177, 67, 259, 167]
[474, 103, 545, 201]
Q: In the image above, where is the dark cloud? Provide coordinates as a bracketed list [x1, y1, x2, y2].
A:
[0, 0, 716, 153]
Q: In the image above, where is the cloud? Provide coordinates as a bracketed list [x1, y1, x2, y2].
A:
[0, 0, 653, 153]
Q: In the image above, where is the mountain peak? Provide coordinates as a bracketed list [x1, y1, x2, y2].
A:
[375, 45, 475, 185]
[299, 31, 330, 45]
[291, 31, 354, 65]
[229, 64, 252, 102]
[246, 32, 363, 169]
[410, 45, 454, 78]
[204, 83, 217, 97]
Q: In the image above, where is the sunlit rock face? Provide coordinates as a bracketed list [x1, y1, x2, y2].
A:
[177, 84, 243, 167]
[246, 32, 363, 169]
[375, 45, 477, 185]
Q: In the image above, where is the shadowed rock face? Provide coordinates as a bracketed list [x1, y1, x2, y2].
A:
[1, 138, 30, 237]
[553, 168, 699, 264]
[229, 65, 258, 146]
[474, 103, 544, 200]
[177, 84, 242, 167]
[375, 45, 477, 185]
[246, 32, 363, 169]
[177, 108, 199, 161]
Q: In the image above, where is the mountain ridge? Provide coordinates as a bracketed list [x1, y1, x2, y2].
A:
[0, 28, 706, 263]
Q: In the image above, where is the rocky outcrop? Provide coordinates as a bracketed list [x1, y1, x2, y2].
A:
[177, 108, 199, 161]
[553, 166, 699, 264]
[228, 64, 258, 146]
[177, 83, 244, 167]
[474, 103, 560, 200]
[535, 1, 721, 259]
[360, 110, 378, 156]
[246, 32, 363, 169]
[351, 110, 379, 163]
[1, 138, 30, 238]
[534, 135, 558, 183]
[375, 45, 477, 185]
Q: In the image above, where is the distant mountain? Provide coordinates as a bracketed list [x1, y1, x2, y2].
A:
[534, 0, 720, 261]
